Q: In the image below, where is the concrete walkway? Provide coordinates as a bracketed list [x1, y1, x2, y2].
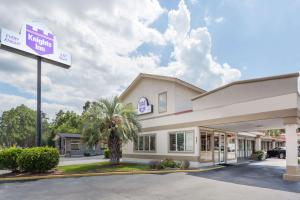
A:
[59, 155, 107, 166]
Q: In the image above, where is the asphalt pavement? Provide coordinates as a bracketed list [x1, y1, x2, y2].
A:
[0, 158, 299, 200]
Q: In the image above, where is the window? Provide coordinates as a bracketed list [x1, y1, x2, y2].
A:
[227, 133, 236, 159]
[70, 140, 80, 151]
[158, 92, 167, 113]
[169, 131, 194, 152]
[227, 134, 236, 152]
[134, 134, 156, 152]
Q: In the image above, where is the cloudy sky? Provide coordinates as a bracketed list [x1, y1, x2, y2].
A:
[0, 0, 300, 119]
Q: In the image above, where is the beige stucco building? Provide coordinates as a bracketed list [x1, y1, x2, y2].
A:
[120, 72, 300, 181]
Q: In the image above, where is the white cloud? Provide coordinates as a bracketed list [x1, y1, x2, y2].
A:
[0, 0, 240, 118]
[190, 0, 199, 5]
[204, 9, 224, 26]
[163, 0, 241, 89]
[0, 0, 166, 117]
[214, 17, 224, 24]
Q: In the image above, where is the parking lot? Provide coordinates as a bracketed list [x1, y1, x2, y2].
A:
[0, 158, 299, 200]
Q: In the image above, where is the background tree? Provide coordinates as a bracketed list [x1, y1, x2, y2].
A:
[0, 105, 51, 147]
[81, 96, 141, 164]
[265, 129, 283, 137]
[51, 110, 82, 134]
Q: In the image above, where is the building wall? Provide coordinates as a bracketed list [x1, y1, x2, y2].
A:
[122, 126, 200, 161]
[122, 78, 201, 120]
[174, 83, 200, 112]
[192, 76, 298, 111]
[122, 78, 175, 120]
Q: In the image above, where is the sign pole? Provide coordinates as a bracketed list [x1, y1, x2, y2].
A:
[36, 56, 42, 146]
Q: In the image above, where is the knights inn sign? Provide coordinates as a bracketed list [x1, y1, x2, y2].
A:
[0, 22, 71, 146]
[137, 97, 153, 115]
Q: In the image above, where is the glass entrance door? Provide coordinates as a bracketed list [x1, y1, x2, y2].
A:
[214, 134, 219, 163]
[214, 133, 226, 164]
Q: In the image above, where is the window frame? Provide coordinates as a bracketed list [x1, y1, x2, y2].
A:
[134, 134, 156, 153]
[158, 91, 167, 113]
[70, 140, 81, 151]
[168, 130, 195, 153]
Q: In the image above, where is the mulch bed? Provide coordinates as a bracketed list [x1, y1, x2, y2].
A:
[0, 170, 60, 178]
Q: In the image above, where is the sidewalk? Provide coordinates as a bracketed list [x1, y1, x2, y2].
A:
[59, 155, 107, 166]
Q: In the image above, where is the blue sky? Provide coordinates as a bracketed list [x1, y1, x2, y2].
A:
[0, 0, 299, 117]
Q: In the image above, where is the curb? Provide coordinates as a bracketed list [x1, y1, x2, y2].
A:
[0, 166, 224, 182]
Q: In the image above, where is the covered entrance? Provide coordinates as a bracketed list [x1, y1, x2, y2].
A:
[200, 130, 237, 165]
[192, 73, 300, 181]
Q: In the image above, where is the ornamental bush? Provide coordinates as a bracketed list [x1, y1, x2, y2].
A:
[161, 158, 177, 168]
[17, 147, 59, 173]
[104, 149, 110, 159]
[0, 147, 23, 172]
[250, 150, 266, 161]
[149, 160, 165, 169]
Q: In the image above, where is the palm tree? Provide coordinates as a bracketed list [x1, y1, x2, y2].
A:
[81, 96, 141, 164]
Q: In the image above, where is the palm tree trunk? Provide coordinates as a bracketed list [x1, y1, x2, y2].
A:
[108, 130, 121, 165]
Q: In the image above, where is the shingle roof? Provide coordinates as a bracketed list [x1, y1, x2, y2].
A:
[56, 133, 81, 138]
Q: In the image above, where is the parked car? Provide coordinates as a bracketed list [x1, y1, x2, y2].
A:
[267, 147, 286, 159]
[267, 146, 300, 159]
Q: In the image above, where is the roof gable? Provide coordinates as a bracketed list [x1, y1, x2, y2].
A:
[120, 73, 206, 100]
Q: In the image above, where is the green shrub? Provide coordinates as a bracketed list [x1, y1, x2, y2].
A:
[0, 147, 23, 172]
[17, 147, 59, 173]
[250, 150, 266, 161]
[179, 160, 190, 169]
[104, 149, 110, 159]
[149, 160, 165, 169]
[161, 158, 177, 168]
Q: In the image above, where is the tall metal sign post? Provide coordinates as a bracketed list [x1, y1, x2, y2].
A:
[0, 22, 72, 146]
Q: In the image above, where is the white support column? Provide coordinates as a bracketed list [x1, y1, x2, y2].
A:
[235, 133, 238, 160]
[283, 123, 300, 181]
[195, 127, 200, 160]
[272, 140, 276, 149]
[255, 136, 261, 152]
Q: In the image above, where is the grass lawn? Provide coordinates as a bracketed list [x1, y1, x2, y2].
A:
[57, 162, 150, 174]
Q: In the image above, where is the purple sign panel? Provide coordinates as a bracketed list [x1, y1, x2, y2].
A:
[26, 25, 54, 55]
[138, 98, 147, 113]
[137, 97, 152, 115]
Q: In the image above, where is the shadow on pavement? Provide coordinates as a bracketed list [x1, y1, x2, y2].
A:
[187, 164, 300, 193]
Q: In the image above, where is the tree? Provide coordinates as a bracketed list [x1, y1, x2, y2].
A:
[0, 105, 50, 147]
[265, 129, 283, 137]
[81, 96, 141, 164]
[51, 110, 82, 134]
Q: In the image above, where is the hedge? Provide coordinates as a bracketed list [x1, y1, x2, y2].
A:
[17, 147, 59, 173]
[0, 147, 23, 172]
[161, 158, 178, 168]
[149, 159, 190, 170]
